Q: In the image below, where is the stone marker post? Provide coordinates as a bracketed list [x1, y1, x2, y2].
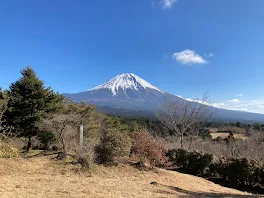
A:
[77, 121, 84, 149]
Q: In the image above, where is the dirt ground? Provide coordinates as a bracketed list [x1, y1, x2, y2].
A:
[0, 154, 261, 198]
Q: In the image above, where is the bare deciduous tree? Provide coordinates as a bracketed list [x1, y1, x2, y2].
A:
[157, 94, 214, 149]
[39, 113, 80, 154]
[38, 103, 95, 159]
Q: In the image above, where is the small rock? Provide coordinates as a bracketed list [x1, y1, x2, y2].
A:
[150, 181, 158, 185]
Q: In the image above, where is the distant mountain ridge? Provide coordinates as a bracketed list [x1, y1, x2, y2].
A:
[64, 73, 264, 122]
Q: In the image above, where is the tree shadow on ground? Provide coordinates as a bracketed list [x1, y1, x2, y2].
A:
[165, 168, 264, 195]
[154, 184, 264, 198]
[207, 178, 264, 195]
[22, 150, 59, 159]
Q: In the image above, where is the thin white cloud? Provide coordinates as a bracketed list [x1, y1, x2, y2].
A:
[257, 105, 264, 109]
[236, 108, 256, 113]
[185, 98, 212, 106]
[228, 99, 240, 103]
[236, 93, 243, 97]
[173, 49, 207, 65]
[161, 0, 177, 9]
[229, 108, 248, 112]
[212, 103, 225, 108]
[205, 52, 215, 58]
[176, 95, 264, 114]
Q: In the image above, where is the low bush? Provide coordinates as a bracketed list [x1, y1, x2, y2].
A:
[215, 136, 224, 142]
[199, 128, 212, 140]
[0, 140, 19, 158]
[166, 149, 213, 175]
[167, 148, 264, 189]
[187, 152, 213, 175]
[166, 149, 188, 169]
[255, 165, 264, 185]
[131, 130, 167, 167]
[95, 129, 132, 164]
[218, 158, 264, 187]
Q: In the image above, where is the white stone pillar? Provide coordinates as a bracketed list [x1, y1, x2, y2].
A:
[77, 123, 83, 149]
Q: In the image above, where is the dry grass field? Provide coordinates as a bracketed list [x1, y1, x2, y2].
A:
[210, 132, 248, 140]
[0, 153, 260, 198]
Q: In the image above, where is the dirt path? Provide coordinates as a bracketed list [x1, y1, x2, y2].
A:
[0, 156, 261, 198]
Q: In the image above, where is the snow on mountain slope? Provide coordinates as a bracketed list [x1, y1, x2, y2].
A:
[90, 73, 164, 96]
[64, 73, 264, 122]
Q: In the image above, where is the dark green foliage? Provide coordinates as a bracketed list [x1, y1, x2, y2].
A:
[166, 149, 188, 169]
[3, 67, 64, 151]
[225, 159, 256, 186]
[206, 121, 264, 132]
[95, 129, 132, 164]
[255, 166, 264, 185]
[104, 117, 130, 132]
[0, 89, 8, 114]
[111, 117, 170, 136]
[167, 148, 264, 188]
[166, 149, 213, 175]
[37, 131, 56, 150]
[0, 88, 9, 133]
[199, 128, 212, 140]
[187, 152, 213, 175]
[224, 132, 235, 144]
[215, 136, 224, 142]
[253, 123, 261, 131]
[216, 158, 264, 187]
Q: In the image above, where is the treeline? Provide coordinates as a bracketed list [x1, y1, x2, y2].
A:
[206, 121, 264, 131]
[111, 117, 171, 136]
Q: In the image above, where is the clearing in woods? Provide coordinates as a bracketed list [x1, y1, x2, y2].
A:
[210, 132, 248, 140]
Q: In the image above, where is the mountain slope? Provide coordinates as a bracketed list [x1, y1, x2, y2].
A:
[64, 73, 169, 111]
[64, 73, 264, 122]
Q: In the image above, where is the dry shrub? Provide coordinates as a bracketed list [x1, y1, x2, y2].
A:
[95, 129, 132, 164]
[131, 129, 167, 168]
[73, 140, 98, 168]
[159, 132, 264, 162]
[0, 140, 19, 158]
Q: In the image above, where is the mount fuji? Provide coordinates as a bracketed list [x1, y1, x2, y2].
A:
[64, 73, 264, 122]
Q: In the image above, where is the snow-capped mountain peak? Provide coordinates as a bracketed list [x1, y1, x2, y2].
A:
[90, 73, 164, 95]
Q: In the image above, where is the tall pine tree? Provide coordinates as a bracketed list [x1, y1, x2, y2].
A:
[4, 67, 64, 151]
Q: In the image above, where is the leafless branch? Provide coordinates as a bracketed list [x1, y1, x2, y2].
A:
[157, 93, 214, 149]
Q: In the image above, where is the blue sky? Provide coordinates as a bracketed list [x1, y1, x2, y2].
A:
[1, 0, 264, 113]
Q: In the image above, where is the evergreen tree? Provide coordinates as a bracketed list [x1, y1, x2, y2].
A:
[0, 88, 9, 132]
[3, 67, 64, 151]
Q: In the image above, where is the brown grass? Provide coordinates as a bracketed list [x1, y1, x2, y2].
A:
[0, 154, 259, 198]
[0, 140, 19, 158]
[211, 132, 248, 140]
